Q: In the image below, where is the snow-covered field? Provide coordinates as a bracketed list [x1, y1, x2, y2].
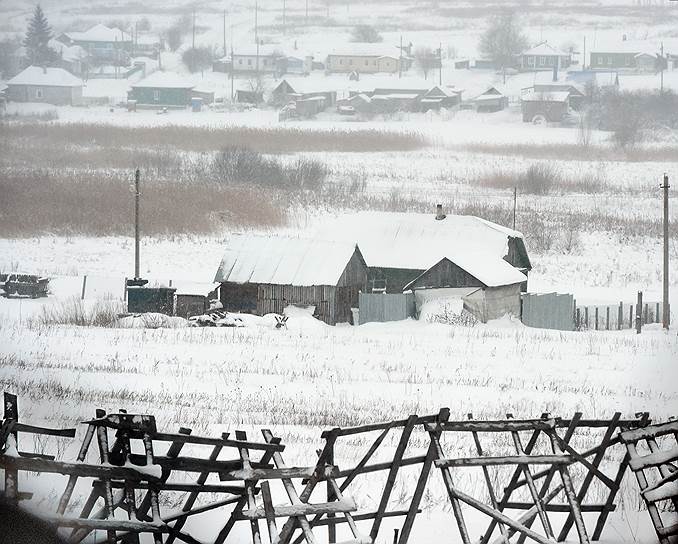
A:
[2, 0, 678, 542]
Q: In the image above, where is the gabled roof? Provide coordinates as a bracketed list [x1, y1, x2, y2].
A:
[422, 85, 462, 98]
[472, 86, 505, 101]
[50, 40, 87, 62]
[7, 66, 82, 87]
[131, 71, 194, 89]
[566, 70, 619, 87]
[521, 90, 570, 102]
[316, 212, 528, 272]
[405, 255, 528, 289]
[233, 44, 286, 57]
[327, 44, 402, 58]
[214, 234, 363, 286]
[273, 78, 334, 95]
[522, 42, 569, 57]
[64, 24, 131, 43]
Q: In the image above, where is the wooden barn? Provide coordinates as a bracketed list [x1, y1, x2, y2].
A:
[213, 235, 367, 325]
[403, 256, 528, 322]
[315, 206, 531, 295]
[521, 90, 570, 123]
[470, 86, 508, 112]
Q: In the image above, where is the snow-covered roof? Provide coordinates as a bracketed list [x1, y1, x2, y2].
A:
[522, 42, 569, 57]
[406, 255, 528, 288]
[7, 66, 82, 87]
[233, 44, 286, 57]
[64, 24, 131, 43]
[589, 39, 659, 56]
[566, 70, 618, 87]
[316, 212, 525, 274]
[423, 85, 462, 97]
[214, 234, 361, 286]
[131, 71, 194, 89]
[50, 40, 87, 62]
[274, 78, 335, 94]
[521, 90, 570, 102]
[327, 44, 401, 58]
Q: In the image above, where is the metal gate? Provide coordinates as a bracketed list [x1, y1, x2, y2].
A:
[521, 292, 575, 331]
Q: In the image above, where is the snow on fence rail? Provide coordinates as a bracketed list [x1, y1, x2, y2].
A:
[1, 391, 664, 544]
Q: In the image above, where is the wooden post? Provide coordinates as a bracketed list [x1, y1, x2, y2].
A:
[576, 308, 581, 331]
[636, 292, 643, 334]
[606, 306, 610, 330]
[656, 302, 660, 324]
[594, 307, 599, 331]
[327, 441, 336, 543]
[629, 304, 634, 329]
[644, 303, 649, 325]
[81, 275, 87, 300]
[584, 307, 589, 329]
[618, 302, 623, 330]
[124, 277, 128, 302]
[393, 529, 400, 544]
[3, 392, 19, 505]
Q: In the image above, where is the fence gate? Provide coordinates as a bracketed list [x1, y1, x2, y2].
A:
[521, 293, 575, 331]
[358, 292, 416, 325]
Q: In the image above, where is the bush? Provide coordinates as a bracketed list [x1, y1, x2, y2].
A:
[30, 298, 123, 328]
[182, 46, 213, 73]
[350, 25, 383, 43]
[520, 164, 557, 195]
[211, 146, 327, 191]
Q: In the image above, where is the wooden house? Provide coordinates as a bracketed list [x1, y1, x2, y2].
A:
[520, 42, 572, 72]
[213, 235, 367, 325]
[128, 71, 212, 108]
[270, 79, 336, 109]
[326, 45, 408, 74]
[6, 66, 82, 105]
[316, 206, 531, 295]
[470, 86, 508, 112]
[590, 42, 660, 72]
[58, 24, 132, 64]
[418, 86, 462, 111]
[521, 90, 570, 123]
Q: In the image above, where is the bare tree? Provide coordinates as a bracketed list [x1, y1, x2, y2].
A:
[414, 46, 438, 80]
[478, 10, 527, 82]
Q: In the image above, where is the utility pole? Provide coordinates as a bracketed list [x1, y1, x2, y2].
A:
[399, 35, 402, 79]
[223, 10, 227, 57]
[192, 8, 196, 50]
[255, 1, 259, 81]
[583, 35, 586, 70]
[283, 0, 286, 34]
[512, 187, 517, 230]
[134, 168, 140, 280]
[305, 0, 309, 25]
[230, 23, 234, 101]
[661, 173, 670, 329]
[439, 41, 442, 86]
[660, 41, 665, 94]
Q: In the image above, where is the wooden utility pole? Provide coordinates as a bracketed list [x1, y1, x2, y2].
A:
[399, 35, 403, 79]
[661, 173, 670, 329]
[192, 9, 196, 50]
[305, 0, 309, 25]
[230, 23, 234, 101]
[134, 168, 141, 280]
[223, 10, 227, 56]
[512, 187, 517, 230]
[660, 41, 665, 93]
[439, 45, 444, 84]
[283, 0, 286, 34]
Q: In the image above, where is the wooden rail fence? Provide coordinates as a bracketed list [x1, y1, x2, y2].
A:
[0, 392, 669, 544]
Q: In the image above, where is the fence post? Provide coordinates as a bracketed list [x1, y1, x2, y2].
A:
[3, 392, 19, 505]
[644, 303, 649, 325]
[636, 292, 643, 334]
[124, 277, 128, 302]
[584, 307, 589, 329]
[595, 307, 599, 330]
[81, 275, 87, 300]
[629, 305, 633, 329]
[618, 302, 623, 330]
[576, 308, 581, 331]
[656, 303, 660, 324]
[606, 306, 610, 330]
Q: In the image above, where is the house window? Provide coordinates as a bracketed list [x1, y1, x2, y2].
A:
[339, 59, 343, 64]
[35, 88, 43, 99]
[238, 59, 243, 65]
[365, 60, 368, 66]
[625, 55, 631, 66]
[247, 59, 252, 66]
[349, 59, 353, 65]
[607, 56, 612, 65]
[153, 90, 159, 101]
[597, 56, 603, 66]
[528, 56, 535, 65]
[539, 56, 546, 66]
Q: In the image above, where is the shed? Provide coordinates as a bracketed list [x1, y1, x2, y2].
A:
[128, 71, 195, 107]
[418, 86, 462, 111]
[214, 235, 367, 325]
[6, 66, 83, 105]
[270, 79, 336, 108]
[471, 86, 508, 112]
[520, 90, 570, 123]
[403, 256, 527, 322]
[173, 282, 220, 319]
[316, 207, 531, 295]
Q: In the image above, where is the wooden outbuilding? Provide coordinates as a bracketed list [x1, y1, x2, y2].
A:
[316, 206, 531, 295]
[214, 235, 367, 325]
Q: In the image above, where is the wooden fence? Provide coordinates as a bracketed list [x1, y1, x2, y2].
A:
[0, 392, 663, 544]
[574, 301, 667, 331]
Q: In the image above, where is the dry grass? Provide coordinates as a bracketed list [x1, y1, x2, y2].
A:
[0, 171, 286, 237]
[0, 122, 427, 154]
[459, 142, 678, 162]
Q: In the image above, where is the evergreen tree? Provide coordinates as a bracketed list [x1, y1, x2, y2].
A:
[23, 4, 56, 66]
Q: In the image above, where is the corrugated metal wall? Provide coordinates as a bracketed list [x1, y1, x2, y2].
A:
[358, 292, 416, 325]
[521, 292, 575, 331]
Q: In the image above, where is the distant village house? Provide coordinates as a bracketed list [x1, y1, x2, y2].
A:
[58, 24, 132, 64]
[520, 42, 572, 71]
[6, 66, 83, 105]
